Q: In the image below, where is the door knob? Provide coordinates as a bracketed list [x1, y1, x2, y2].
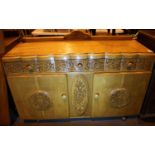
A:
[94, 93, 99, 99]
[61, 93, 67, 100]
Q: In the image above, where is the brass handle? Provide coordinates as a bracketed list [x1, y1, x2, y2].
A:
[94, 93, 99, 99]
[78, 63, 83, 68]
[61, 93, 67, 100]
[127, 62, 134, 69]
[25, 64, 33, 72]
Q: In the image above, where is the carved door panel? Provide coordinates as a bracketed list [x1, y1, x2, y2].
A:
[7, 74, 69, 120]
[92, 72, 151, 117]
[67, 73, 93, 118]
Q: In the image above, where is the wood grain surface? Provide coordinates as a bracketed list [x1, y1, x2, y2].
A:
[4, 40, 151, 57]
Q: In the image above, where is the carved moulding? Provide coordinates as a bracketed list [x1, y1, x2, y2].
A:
[55, 60, 69, 72]
[110, 88, 129, 108]
[69, 59, 88, 72]
[3, 53, 155, 74]
[143, 54, 155, 71]
[104, 53, 122, 71]
[88, 58, 105, 71]
[136, 56, 146, 70]
[71, 75, 89, 115]
[28, 90, 52, 111]
[121, 54, 137, 71]
[37, 60, 55, 72]
[4, 61, 22, 74]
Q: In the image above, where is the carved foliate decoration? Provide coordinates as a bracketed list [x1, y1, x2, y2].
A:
[88, 58, 105, 71]
[23, 63, 35, 73]
[4, 61, 22, 74]
[3, 53, 155, 74]
[136, 57, 145, 70]
[137, 54, 155, 71]
[110, 88, 129, 108]
[121, 55, 137, 71]
[104, 58, 121, 71]
[28, 91, 52, 111]
[71, 75, 89, 115]
[37, 60, 55, 72]
[55, 60, 69, 72]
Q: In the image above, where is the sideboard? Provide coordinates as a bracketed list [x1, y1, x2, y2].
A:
[2, 38, 155, 120]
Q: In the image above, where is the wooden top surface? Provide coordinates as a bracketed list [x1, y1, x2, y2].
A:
[4, 40, 151, 57]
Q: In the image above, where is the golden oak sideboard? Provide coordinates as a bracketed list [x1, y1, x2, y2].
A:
[2, 39, 155, 120]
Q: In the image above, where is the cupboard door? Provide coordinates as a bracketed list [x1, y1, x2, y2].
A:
[8, 74, 69, 120]
[67, 73, 93, 118]
[92, 72, 151, 117]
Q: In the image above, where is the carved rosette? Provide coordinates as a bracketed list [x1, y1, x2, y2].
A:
[28, 91, 52, 111]
[71, 75, 89, 115]
[110, 88, 129, 108]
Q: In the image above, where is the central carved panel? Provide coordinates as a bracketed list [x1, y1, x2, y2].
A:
[71, 75, 89, 115]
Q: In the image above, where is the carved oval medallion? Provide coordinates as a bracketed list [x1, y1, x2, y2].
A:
[110, 88, 129, 108]
[28, 91, 52, 111]
[71, 75, 89, 115]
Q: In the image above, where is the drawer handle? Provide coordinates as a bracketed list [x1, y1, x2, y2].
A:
[25, 64, 33, 72]
[78, 63, 83, 68]
[94, 93, 99, 99]
[61, 93, 67, 100]
[127, 62, 134, 70]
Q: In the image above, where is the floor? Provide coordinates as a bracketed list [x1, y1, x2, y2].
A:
[14, 116, 155, 126]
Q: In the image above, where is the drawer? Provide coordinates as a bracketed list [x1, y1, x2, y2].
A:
[3, 53, 155, 75]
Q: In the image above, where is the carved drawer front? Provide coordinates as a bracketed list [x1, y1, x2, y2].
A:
[121, 53, 137, 71]
[7, 74, 69, 120]
[104, 53, 121, 72]
[92, 72, 151, 118]
[3, 53, 155, 74]
[67, 73, 93, 118]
